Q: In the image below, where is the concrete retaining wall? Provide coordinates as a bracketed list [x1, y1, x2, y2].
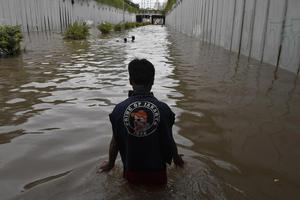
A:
[166, 0, 300, 74]
[0, 0, 135, 33]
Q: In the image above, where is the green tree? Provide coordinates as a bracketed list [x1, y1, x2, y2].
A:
[163, 0, 176, 14]
[96, 0, 139, 13]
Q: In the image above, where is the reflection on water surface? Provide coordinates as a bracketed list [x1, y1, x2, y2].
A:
[0, 26, 299, 200]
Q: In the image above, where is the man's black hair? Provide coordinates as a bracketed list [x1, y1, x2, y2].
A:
[128, 59, 155, 86]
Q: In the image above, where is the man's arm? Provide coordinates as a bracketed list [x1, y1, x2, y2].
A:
[99, 136, 119, 172]
[161, 106, 184, 167]
[168, 109, 184, 167]
[170, 137, 184, 167]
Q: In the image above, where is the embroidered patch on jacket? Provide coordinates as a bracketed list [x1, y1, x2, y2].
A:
[123, 101, 160, 137]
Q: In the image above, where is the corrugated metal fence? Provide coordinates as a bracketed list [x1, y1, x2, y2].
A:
[166, 0, 300, 74]
[0, 0, 135, 33]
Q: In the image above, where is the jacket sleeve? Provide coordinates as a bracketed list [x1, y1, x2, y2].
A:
[159, 104, 176, 164]
[109, 107, 121, 148]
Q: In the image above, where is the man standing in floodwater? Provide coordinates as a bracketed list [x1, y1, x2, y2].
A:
[99, 59, 184, 185]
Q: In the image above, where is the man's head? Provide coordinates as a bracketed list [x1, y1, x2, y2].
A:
[128, 59, 155, 87]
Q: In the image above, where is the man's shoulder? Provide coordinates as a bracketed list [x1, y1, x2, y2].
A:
[112, 98, 131, 112]
[156, 100, 172, 112]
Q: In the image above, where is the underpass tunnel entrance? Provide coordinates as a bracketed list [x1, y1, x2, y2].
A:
[152, 15, 165, 25]
[136, 15, 165, 25]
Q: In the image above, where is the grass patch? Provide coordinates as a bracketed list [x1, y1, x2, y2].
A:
[0, 25, 23, 56]
[97, 22, 113, 34]
[64, 21, 90, 40]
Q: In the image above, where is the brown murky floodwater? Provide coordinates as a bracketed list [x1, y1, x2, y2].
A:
[0, 26, 300, 200]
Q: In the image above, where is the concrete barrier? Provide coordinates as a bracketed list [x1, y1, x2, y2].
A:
[166, 0, 300, 74]
[0, 0, 135, 33]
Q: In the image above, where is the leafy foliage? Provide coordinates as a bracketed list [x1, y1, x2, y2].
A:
[64, 21, 90, 40]
[97, 22, 113, 34]
[163, 0, 176, 14]
[113, 23, 123, 31]
[142, 22, 152, 26]
[111, 21, 150, 32]
[96, 0, 139, 13]
[0, 25, 23, 56]
[135, 22, 144, 27]
[124, 22, 136, 30]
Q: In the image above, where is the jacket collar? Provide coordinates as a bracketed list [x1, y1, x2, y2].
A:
[128, 90, 154, 97]
[128, 85, 153, 97]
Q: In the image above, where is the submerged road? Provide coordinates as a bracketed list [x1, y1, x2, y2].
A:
[0, 25, 299, 199]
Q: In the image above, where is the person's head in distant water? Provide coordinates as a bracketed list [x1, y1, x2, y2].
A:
[128, 59, 155, 90]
